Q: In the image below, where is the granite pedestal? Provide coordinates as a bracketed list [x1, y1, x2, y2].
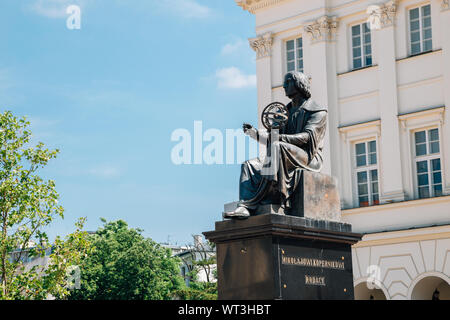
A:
[204, 214, 361, 300]
[204, 172, 362, 300]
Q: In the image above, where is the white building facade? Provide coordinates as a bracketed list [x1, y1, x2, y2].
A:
[236, 0, 450, 299]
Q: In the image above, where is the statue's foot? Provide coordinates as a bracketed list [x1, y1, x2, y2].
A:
[223, 206, 250, 219]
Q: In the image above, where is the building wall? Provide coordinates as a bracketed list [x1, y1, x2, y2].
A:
[236, 0, 450, 299]
[352, 225, 450, 299]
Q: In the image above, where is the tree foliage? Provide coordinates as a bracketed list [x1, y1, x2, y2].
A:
[68, 219, 184, 300]
[0, 111, 91, 299]
[174, 274, 217, 300]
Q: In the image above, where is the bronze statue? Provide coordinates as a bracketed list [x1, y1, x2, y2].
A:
[224, 71, 328, 219]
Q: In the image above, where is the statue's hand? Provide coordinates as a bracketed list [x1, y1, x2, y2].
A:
[242, 123, 253, 132]
[243, 123, 258, 140]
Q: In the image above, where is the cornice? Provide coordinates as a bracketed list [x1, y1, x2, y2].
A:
[397, 105, 445, 130]
[235, 0, 290, 14]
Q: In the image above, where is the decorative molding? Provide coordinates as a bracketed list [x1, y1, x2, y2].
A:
[397, 106, 445, 122]
[352, 228, 450, 248]
[399, 118, 407, 131]
[367, 0, 398, 30]
[304, 16, 338, 43]
[397, 76, 443, 92]
[235, 0, 289, 14]
[337, 64, 379, 77]
[248, 32, 273, 59]
[398, 106, 445, 130]
[338, 119, 381, 143]
[338, 119, 381, 134]
[376, 123, 381, 137]
[343, 194, 450, 216]
[396, 48, 442, 63]
[339, 89, 379, 104]
[442, 0, 450, 11]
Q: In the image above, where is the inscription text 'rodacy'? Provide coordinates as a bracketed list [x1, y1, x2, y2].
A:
[281, 255, 345, 270]
[305, 275, 326, 286]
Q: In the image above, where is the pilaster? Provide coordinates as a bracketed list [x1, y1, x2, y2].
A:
[440, 4, 450, 194]
[304, 16, 339, 178]
[249, 32, 274, 156]
[369, 0, 405, 203]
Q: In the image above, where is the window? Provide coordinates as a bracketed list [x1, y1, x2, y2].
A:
[286, 37, 303, 73]
[409, 4, 432, 55]
[355, 140, 379, 207]
[351, 22, 372, 69]
[414, 128, 442, 198]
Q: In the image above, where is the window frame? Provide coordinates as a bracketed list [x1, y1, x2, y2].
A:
[350, 21, 373, 70]
[412, 126, 443, 199]
[352, 138, 380, 207]
[284, 36, 304, 74]
[407, 3, 433, 56]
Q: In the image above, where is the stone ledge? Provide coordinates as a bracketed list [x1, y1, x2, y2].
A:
[204, 214, 361, 245]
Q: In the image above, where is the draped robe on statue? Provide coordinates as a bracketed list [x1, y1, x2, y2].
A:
[238, 98, 328, 212]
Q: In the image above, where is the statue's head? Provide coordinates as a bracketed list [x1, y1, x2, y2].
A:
[283, 71, 311, 100]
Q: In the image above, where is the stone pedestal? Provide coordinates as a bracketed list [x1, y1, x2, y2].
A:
[203, 214, 362, 300]
[224, 171, 341, 221]
[287, 171, 341, 221]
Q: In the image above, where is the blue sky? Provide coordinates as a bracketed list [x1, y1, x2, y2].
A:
[0, 0, 258, 245]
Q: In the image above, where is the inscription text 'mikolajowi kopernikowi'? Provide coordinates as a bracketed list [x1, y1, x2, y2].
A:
[281, 255, 345, 270]
[282, 254, 346, 286]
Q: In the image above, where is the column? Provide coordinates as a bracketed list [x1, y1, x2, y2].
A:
[369, 0, 405, 202]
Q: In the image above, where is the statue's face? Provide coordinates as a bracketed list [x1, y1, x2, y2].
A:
[283, 75, 298, 99]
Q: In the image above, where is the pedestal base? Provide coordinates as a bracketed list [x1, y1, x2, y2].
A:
[204, 214, 362, 300]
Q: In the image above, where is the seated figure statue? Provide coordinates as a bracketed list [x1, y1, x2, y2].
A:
[224, 71, 328, 219]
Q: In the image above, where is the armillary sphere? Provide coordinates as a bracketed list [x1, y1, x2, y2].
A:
[261, 102, 288, 131]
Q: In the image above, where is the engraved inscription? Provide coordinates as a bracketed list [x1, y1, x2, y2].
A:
[305, 275, 326, 286]
[281, 255, 345, 270]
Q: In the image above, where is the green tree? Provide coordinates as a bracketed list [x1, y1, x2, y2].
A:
[68, 219, 184, 300]
[0, 111, 91, 299]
